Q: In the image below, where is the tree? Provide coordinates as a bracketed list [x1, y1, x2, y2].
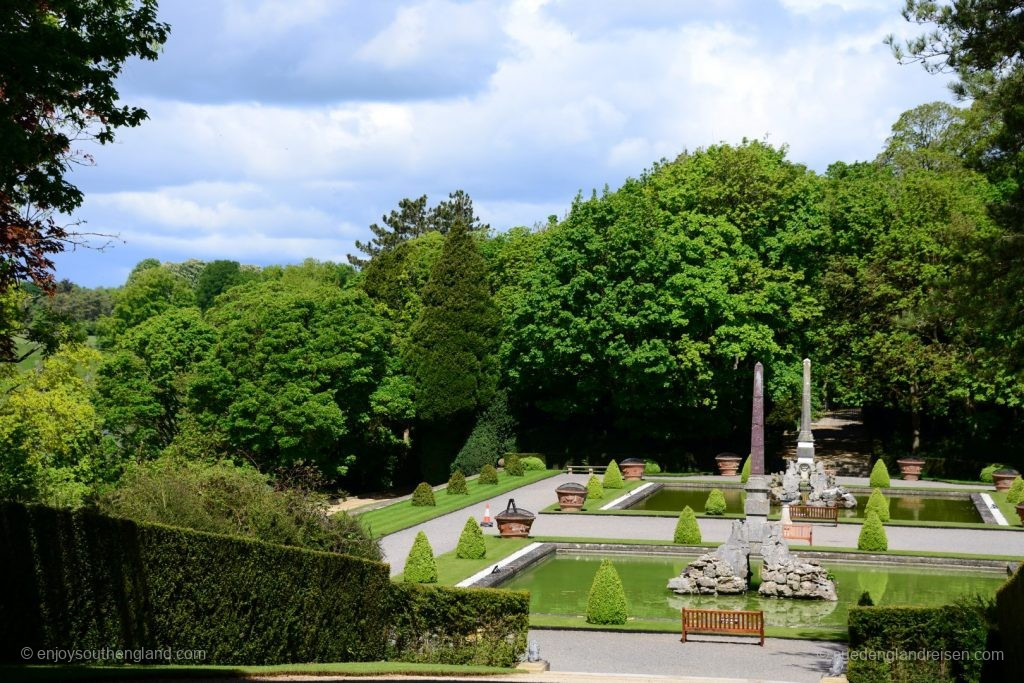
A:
[673, 506, 701, 544]
[195, 260, 246, 310]
[411, 482, 435, 506]
[451, 389, 517, 475]
[0, 1, 169, 297]
[586, 559, 628, 624]
[447, 469, 468, 495]
[455, 516, 486, 559]
[104, 266, 195, 341]
[603, 460, 623, 489]
[858, 511, 888, 551]
[403, 531, 438, 583]
[870, 460, 891, 489]
[586, 474, 604, 500]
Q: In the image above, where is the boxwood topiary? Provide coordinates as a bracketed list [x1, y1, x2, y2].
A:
[519, 456, 546, 471]
[644, 459, 661, 474]
[585, 559, 628, 625]
[858, 510, 888, 551]
[411, 482, 436, 506]
[864, 487, 891, 523]
[447, 470, 468, 495]
[740, 455, 751, 484]
[980, 463, 1005, 483]
[456, 516, 486, 559]
[603, 460, 624, 489]
[478, 464, 499, 485]
[673, 505, 701, 544]
[704, 488, 727, 515]
[504, 453, 524, 477]
[869, 459, 891, 488]
[587, 474, 604, 500]
[404, 531, 438, 583]
[1006, 476, 1024, 505]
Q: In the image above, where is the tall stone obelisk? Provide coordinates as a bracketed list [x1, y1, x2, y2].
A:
[743, 362, 770, 544]
[796, 358, 815, 478]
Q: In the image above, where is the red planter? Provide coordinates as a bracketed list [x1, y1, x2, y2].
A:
[495, 499, 535, 538]
[1016, 503, 1024, 526]
[620, 458, 645, 480]
[993, 470, 1019, 493]
[896, 458, 926, 482]
[555, 482, 588, 511]
[715, 453, 742, 476]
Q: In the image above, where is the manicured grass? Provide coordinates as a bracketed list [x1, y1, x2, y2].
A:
[527, 615, 845, 641]
[355, 468, 558, 537]
[395, 535, 535, 585]
[542, 478, 647, 512]
[3, 661, 520, 681]
[991, 490, 1023, 527]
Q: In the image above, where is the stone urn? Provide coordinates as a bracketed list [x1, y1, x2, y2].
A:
[1016, 503, 1024, 526]
[620, 458, 645, 480]
[495, 498, 535, 538]
[993, 469, 1020, 493]
[715, 453, 742, 476]
[896, 457, 926, 481]
[555, 482, 588, 511]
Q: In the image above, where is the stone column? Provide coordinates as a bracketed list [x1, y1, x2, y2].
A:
[796, 358, 815, 477]
[744, 362, 770, 543]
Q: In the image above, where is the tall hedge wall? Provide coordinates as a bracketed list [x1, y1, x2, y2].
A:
[996, 563, 1024, 673]
[847, 604, 988, 683]
[0, 503, 529, 668]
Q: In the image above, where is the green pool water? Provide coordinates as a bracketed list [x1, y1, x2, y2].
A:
[501, 552, 1005, 633]
[629, 487, 981, 523]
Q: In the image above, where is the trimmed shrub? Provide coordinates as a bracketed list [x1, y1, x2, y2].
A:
[704, 488, 727, 515]
[740, 455, 751, 483]
[673, 506, 701, 544]
[586, 559, 628, 625]
[447, 470, 468, 495]
[456, 516, 486, 559]
[644, 459, 661, 474]
[864, 488, 891, 523]
[848, 602, 988, 683]
[404, 531, 438, 583]
[1006, 475, 1024, 505]
[519, 456, 546, 471]
[996, 563, 1024, 673]
[869, 459, 890, 488]
[603, 460, 624, 489]
[858, 511, 888, 551]
[587, 474, 604, 500]
[478, 464, 498, 485]
[980, 463, 1005, 483]
[0, 502, 392, 664]
[504, 453, 524, 477]
[388, 583, 528, 667]
[411, 482, 436, 506]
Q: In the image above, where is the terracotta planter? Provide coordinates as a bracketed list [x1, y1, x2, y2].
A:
[620, 458, 645, 480]
[896, 458, 926, 482]
[1016, 503, 1024, 526]
[992, 469, 1020, 493]
[715, 453, 742, 476]
[555, 482, 588, 511]
[494, 498, 535, 538]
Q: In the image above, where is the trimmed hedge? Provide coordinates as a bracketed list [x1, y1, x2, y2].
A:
[740, 455, 751, 484]
[603, 460, 624, 489]
[586, 559, 627, 625]
[447, 470, 468, 495]
[865, 488, 891, 523]
[388, 583, 528, 667]
[478, 464, 498, 485]
[456, 516, 486, 559]
[519, 456, 546, 471]
[644, 459, 661, 474]
[869, 459, 891, 488]
[411, 482, 436, 506]
[504, 453, 524, 477]
[0, 502, 392, 665]
[1006, 476, 1024, 505]
[996, 562, 1024, 673]
[586, 474, 604, 500]
[673, 505, 701, 544]
[704, 488, 727, 515]
[848, 603, 988, 683]
[404, 531, 438, 583]
[858, 511, 888, 551]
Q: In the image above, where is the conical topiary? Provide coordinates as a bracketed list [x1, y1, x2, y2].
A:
[456, 516, 486, 559]
[740, 455, 751, 484]
[479, 463, 499, 485]
[404, 531, 438, 582]
[858, 510, 888, 551]
[603, 460, 623, 489]
[586, 559, 628, 624]
[864, 487, 891, 523]
[411, 482, 436, 506]
[587, 474, 604, 500]
[869, 459, 891, 488]
[505, 453, 524, 476]
[674, 505, 701, 544]
[1006, 476, 1024, 505]
[704, 488, 727, 515]
[447, 469, 468, 495]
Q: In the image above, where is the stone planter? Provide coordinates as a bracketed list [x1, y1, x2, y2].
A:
[555, 482, 588, 511]
[715, 453, 742, 476]
[619, 458, 645, 480]
[1016, 503, 1024, 526]
[896, 458, 926, 481]
[495, 498, 535, 538]
[993, 469, 1020, 493]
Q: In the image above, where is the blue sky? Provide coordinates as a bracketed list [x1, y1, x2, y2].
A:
[57, 0, 953, 287]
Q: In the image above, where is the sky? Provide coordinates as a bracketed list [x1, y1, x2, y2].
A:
[56, 0, 955, 287]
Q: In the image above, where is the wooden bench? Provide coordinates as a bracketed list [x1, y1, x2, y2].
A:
[788, 505, 839, 526]
[680, 608, 764, 646]
[564, 465, 608, 475]
[782, 523, 813, 545]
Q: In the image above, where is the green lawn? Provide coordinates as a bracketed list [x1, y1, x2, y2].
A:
[990, 490, 1023, 527]
[4, 661, 520, 681]
[395, 535, 535, 585]
[355, 468, 559, 537]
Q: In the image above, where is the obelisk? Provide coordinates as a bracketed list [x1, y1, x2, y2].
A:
[743, 362, 770, 544]
[796, 358, 815, 478]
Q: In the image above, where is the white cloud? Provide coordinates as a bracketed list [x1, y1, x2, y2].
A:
[779, 0, 894, 14]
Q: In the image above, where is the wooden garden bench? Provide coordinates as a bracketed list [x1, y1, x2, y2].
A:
[564, 465, 608, 475]
[680, 608, 764, 646]
[782, 523, 813, 545]
[788, 505, 839, 526]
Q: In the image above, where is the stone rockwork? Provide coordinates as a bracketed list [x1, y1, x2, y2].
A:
[759, 559, 838, 601]
[666, 552, 748, 595]
[769, 461, 856, 508]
